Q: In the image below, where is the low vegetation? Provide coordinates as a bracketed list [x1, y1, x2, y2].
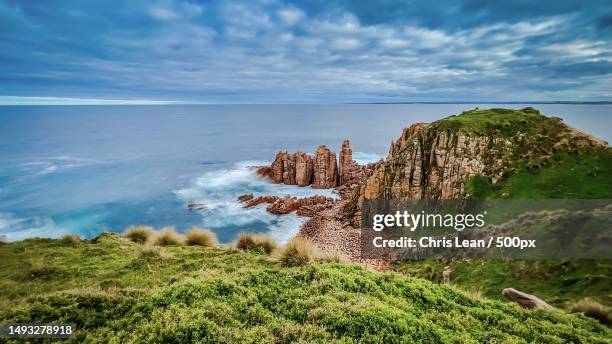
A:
[272, 237, 315, 267]
[0, 234, 609, 343]
[140, 243, 164, 260]
[185, 228, 218, 247]
[60, 234, 82, 245]
[392, 259, 612, 309]
[122, 225, 155, 243]
[571, 299, 612, 326]
[152, 227, 185, 246]
[235, 232, 277, 253]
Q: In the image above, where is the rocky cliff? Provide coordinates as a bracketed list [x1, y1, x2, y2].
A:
[346, 107, 608, 223]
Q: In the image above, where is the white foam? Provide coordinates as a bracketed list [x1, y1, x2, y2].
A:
[0, 212, 66, 242]
[174, 161, 338, 243]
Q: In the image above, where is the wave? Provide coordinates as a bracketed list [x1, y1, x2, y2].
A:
[174, 160, 337, 243]
[19, 156, 112, 175]
[0, 212, 66, 242]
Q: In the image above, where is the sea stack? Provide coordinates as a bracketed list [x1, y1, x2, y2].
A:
[339, 139, 358, 185]
[312, 145, 338, 189]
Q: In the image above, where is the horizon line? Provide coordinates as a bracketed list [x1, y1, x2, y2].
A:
[0, 96, 611, 106]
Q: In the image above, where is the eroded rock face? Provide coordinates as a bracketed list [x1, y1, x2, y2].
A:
[357, 127, 512, 204]
[295, 152, 314, 186]
[270, 151, 287, 183]
[269, 151, 310, 185]
[312, 145, 338, 189]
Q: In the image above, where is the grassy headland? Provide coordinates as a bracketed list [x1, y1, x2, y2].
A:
[1, 234, 610, 343]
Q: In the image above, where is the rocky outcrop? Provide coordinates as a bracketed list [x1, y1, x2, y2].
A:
[312, 145, 338, 189]
[239, 194, 333, 215]
[502, 288, 554, 310]
[259, 141, 379, 191]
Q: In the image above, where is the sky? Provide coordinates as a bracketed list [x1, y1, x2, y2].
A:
[1, 0, 611, 104]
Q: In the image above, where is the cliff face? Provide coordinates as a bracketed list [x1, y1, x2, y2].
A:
[347, 107, 608, 223]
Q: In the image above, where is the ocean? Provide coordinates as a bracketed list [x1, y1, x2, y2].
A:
[0, 104, 610, 243]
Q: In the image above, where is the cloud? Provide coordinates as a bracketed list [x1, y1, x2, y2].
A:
[278, 6, 304, 26]
[0, 0, 610, 102]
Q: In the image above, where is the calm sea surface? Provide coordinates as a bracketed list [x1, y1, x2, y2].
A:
[0, 104, 610, 242]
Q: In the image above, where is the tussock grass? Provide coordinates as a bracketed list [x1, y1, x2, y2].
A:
[185, 228, 218, 247]
[60, 234, 82, 245]
[315, 249, 350, 263]
[571, 299, 611, 326]
[122, 226, 155, 243]
[272, 237, 315, 267]
[151, 227, 185, 246]
[235, 233, 277, 253]
[140, 243, 164, 259]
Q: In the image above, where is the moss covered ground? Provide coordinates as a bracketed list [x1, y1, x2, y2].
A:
[1, 234, 610, 343]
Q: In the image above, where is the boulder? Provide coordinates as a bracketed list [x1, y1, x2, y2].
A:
[502, 288, 554, 310]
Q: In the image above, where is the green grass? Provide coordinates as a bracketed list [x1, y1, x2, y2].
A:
[1, 234, 610, 343]
[433, 107, 561, 138]
[495, 149, 612, 199]
[393, 259, 612, 309]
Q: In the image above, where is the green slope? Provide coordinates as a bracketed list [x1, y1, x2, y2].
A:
[1, 234, 610, 343]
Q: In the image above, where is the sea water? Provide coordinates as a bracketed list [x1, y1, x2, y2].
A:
[0, 104, 609, 243]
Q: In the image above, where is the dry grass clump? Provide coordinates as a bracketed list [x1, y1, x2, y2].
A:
[570, 299, 611, 326]
[235, 233, 277, 253]
[151, 227, 185, 246]
[140, 242, 164, 259]
[272, 237, 315, 267]
[185, 228, 218, 247]
[60, 234, 82, 245]
[122, 226, 155, 243]
[315, 249, 350, 264]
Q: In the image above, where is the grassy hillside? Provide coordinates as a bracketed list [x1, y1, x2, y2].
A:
[1, 234, 611, 343]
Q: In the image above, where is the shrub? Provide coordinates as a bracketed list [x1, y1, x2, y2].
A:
[152, 227, 185, 246]
[273, 237, 315, 267]
[185, 228, 218, 247]
[235, 233, 277, 253]
[140, 243, 164, 259]
[60, 234, 82, 245]
[122, 226, 155, 243]
[570, 299, 611, 326]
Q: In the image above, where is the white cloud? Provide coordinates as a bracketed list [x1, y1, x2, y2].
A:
[149, 6, 178, 21]
[278, 7, 304, 26]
